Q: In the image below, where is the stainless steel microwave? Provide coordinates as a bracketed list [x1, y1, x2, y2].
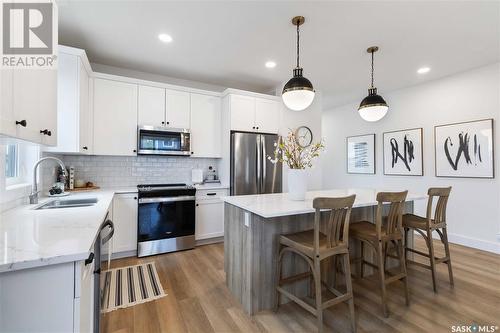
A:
[137, 126, 191, 156]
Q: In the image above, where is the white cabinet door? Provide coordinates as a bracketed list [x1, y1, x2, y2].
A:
[112, 193, 138, 253]
[195, 200, 224, 240]
[190, 93, 221, 158]
[93, 79, 138, 156]
[79, 60, 92, 154]
[138, 85, 165, 126]
[229, 94, 255, 132]
[76, 260, 94, 333]
[12, 69, 57, 144]
[255, 98, 280, 134]
[0, 69, 15, 137]
[165, 89, 190, 129]
[37, 69, 58, 146]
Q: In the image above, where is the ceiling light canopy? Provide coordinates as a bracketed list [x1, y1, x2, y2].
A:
[265, 61, 277, 68]
[358, 46, 388, 122]
[417, 66, 431, 74]
[282, 16, 315, 111]
[158, 33, 173, 43]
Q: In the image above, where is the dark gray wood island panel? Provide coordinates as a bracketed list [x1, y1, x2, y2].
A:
[223, 189, 424, 315]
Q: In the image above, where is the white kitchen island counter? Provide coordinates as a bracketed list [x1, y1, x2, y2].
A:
[223, 188, 426, 315]
[222, 188, 427, 218]
[0, 190, 115, 273]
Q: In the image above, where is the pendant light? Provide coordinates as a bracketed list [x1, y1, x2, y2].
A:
[282, 16, 315, 111]
[358, 46, 388, 122]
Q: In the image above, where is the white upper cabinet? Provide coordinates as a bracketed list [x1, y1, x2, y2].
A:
[138, 85, 165, 126]
[0, 69, 15, 138]
[48, 47, 92, 154]
[12, 69, 58, 145]
[93, 78, 138, 156]
[255, 97, 280, 134]
[165, 89, 190, 129]
[0, 66, 57, 145]
[228, 94, 281, 134]
[229, 94, 255, 132]
[190, 93, 221, 158]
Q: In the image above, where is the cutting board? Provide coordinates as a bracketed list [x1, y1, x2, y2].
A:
[67, 186, 100, 192]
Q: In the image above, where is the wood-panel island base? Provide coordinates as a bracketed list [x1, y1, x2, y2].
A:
[223, 189, 425, 315]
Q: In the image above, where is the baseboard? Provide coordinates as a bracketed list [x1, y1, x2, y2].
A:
[417, 230, 500, 254]
[196, 236, 224, 246]
[446, 233, 500, 254]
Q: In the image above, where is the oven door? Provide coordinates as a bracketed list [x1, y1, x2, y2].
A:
[137, 127, 191, 156]
[137, 196, 195, 256]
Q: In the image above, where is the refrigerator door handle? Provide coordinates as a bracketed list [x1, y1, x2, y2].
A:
[256, 136, 261, 193]
[261, 136, 266, 192]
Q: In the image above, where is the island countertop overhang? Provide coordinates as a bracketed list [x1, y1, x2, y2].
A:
[222, 188, 427, 218]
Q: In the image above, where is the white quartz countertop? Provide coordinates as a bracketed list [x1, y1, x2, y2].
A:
[222, 188, 427, 218]
[0, 190, 116, 273]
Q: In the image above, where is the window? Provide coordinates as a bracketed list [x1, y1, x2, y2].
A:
[5, 144, 18, 179]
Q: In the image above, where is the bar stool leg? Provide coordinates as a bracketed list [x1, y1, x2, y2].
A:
[442, 227, 454, 286]
[275, 245, 283, 311]
[377, 241, 389, 317]
[313, 258, 323, 333]
[397, 239, 410, 306]
[342, 253, 356, 333]
[427, 228, 438, 293]
[359, 241, 365, 278]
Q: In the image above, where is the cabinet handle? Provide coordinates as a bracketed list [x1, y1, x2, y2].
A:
[15, 120, 27, 127]
[196, 203, 199, 207]
[85, 252, 94, 265]
[82, 146, 88, 150]
[256, 126, 259, 130]
[191, 151, 194, 155]
[161, 121, 165, 125]
[40, 129, 52, 136]
[133, 149, 137, 153]
[252, 126, 255, 129]
[134, 197, 137, 200]
[166, 121, 170, 125]
[207, 193, 216, 196]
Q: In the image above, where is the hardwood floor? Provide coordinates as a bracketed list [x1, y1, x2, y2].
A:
[102, 237, 500, 333]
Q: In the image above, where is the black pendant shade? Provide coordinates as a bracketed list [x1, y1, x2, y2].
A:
[359, 87, 388, 110]
[283, 68, 314, 94]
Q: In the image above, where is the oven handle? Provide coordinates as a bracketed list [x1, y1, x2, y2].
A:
[138, 196, 196, 204]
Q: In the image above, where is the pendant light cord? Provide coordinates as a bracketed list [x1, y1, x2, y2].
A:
[296, 21, 300, 68]
[370, 50, 374, 88]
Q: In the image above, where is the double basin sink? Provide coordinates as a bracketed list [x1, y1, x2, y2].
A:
[35, 198, 98, 210]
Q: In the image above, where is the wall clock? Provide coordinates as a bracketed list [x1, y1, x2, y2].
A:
[295, 126, 313, 147]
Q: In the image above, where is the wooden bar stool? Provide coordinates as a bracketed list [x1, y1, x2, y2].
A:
[275, 195, 357, 333]
[349, 191, 410, 318]
[403, 187, 454, 293]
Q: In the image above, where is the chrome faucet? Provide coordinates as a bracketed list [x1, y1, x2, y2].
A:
[29, 157, 67, 204]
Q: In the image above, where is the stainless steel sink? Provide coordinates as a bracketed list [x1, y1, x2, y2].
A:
[35, 198, 98, 210]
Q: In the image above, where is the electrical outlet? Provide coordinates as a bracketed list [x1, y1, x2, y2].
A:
[244, 212, 250, 227]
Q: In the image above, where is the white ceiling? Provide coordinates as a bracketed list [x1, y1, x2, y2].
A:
[57, 1, 500, 109]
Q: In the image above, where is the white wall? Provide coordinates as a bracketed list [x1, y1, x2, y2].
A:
[322, 63, 500, 253]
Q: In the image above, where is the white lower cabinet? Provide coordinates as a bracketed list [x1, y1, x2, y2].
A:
[195, 189, 228, 240]
[0, 260, 92, 333]
[112, 193, 138, 253]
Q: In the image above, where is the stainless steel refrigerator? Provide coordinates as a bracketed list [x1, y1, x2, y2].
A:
[230, 132, 282, 195]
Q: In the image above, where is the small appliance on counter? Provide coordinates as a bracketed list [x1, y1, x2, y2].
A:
[204, 165, 219, 183]
[191, 169, 203, 184]
[137, 183, 196, 257]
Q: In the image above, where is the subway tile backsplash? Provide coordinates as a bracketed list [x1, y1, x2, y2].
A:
[42, 154, 219, 189]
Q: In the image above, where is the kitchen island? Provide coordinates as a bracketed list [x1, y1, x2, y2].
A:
[222, 188, 426, 315]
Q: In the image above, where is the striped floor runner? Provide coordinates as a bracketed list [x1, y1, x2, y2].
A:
[101, 262, 166, 312]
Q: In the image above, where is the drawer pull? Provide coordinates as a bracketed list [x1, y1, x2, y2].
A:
[207, 193, 217, 196]
[15, 120, 27, 127]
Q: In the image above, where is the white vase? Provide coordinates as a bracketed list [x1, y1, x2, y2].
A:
[288, 169, 307, 201]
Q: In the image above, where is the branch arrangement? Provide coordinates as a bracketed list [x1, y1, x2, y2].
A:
[268, 129, 324, 169]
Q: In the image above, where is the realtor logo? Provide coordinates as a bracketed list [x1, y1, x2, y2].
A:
[1, 1, 57, 68]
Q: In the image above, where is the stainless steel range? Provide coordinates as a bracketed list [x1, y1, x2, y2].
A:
[137, 184, 196, 257]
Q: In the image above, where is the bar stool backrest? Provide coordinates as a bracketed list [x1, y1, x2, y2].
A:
[312, 195, 356, 252]
[376, 191, 408, 239]
[426, 187, 452, 225]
